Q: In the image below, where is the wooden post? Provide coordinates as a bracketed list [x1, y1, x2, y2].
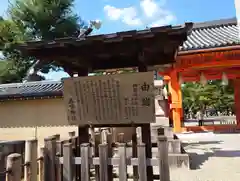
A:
[107, 133, 113, 181]
[137, 143, 147, 181]
[80, 143, 90, 181]
[99, 143, 108, 181]
[158, 136, 170, 181]
[38, 148, 44, 181]
[101, 129, 108, 144]
[24, 140, 38, 181]
[68, 133, 77, 180]
[44, 136, 57, 181]
[118, 143, 127, 181]
[6, 153, 22, 181]
[76, 68, 89, 181]
[171, 140, 181, 153]
[56, 141, 63, 181]
[132, 126, 138, 181]
[63, 143, 73, 181]
[77, 125, 89, 181]
[117, 133, 124, 143]
[89, 126, 95, 146]
[94, 133, 101, 181]
[141, 124, 153, 180]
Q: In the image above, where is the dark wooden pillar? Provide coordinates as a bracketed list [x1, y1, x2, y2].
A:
[138, 55, 154, 181]
[76, 68, 89, 181]
[76, 67, 90, 145]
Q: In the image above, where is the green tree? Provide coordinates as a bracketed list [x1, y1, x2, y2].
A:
[0, 0, 85, 84]
[0, 17, 37, 83]
[182, 82, 215, 118]
[8, 0, 83, 74]
[9, 0, 81, 41]
[209, 80, 235, 115]
[182, 80, 235, 118]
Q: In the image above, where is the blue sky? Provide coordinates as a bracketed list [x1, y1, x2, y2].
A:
[0, 0, 237, 80]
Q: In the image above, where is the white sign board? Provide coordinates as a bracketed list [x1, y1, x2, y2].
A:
[63, 72, 156, 125]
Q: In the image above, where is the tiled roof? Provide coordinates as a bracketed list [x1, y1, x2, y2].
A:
[18, 18, 238, 52]
[0, 79, 165, 100]
[180, 17, 240, 51]
[18, 23, 193, 70]
[0, 81, 62, 100]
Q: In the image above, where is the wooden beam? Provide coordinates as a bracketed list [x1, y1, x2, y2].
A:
[176, 49, 240, 71]
[33, 53, 175, 71]
[22, 36, 181, 61]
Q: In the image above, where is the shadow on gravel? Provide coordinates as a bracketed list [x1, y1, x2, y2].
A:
[189, 149, 240, 170]
[189, 152, 214, 170]
[214, 131, 240, 134]
[185, 141, 240, 170]
[214, 150, 240, 157]
[183, 141, 223, 146]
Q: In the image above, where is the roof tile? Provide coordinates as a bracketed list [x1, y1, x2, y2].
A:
[0, 81, 62, 100]
[181, 18, 240, 51]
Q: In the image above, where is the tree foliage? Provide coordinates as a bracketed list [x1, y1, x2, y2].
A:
[0, 16, 36, 83]
[0, 0, 84, 83]
[182, 80, 235, 118]
[8, 0, 81, 41]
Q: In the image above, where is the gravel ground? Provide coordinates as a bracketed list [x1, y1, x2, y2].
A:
[113, 132, 240, 181]
[169, 132, 240, 181]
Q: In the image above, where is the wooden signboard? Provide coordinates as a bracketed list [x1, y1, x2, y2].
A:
[63, 72, 155, 125]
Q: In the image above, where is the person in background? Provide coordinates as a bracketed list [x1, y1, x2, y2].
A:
[196, 110, 203, 126]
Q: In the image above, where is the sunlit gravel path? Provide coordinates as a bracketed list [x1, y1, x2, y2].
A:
[169, 132, 240, 181]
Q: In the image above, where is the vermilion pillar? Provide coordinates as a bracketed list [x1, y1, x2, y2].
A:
[234, 78, 240, 128]
[169, 70, 183, 132]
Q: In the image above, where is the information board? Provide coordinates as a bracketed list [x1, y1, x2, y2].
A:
[63, 72, 155, 125]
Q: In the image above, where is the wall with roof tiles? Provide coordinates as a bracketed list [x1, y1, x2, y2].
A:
[0, 96, 169, 146]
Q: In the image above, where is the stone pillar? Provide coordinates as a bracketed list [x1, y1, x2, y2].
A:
[154, 80, 169, 127]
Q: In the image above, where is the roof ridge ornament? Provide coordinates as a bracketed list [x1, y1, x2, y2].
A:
[78, 20, 102, 38]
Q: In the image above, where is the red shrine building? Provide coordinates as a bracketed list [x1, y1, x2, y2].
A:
[161, 17, 240, 132]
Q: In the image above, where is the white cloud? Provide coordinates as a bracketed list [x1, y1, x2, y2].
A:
[103, 5, 142, 26]
[121, 7, 142, 26]
[140, 0, 159, 18]
[103, 0, 176, 27]
[150, 13, 176, 27]
[104, 5, 122, 20]
[140, 0, 176, 27]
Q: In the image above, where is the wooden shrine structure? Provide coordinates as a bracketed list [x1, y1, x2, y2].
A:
[160, 18, 240, 132]
[16, 23, 193, 180]
[15, 17, 240, 135]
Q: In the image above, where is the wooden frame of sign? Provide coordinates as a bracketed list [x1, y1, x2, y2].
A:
[63, 71, 155, 125]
